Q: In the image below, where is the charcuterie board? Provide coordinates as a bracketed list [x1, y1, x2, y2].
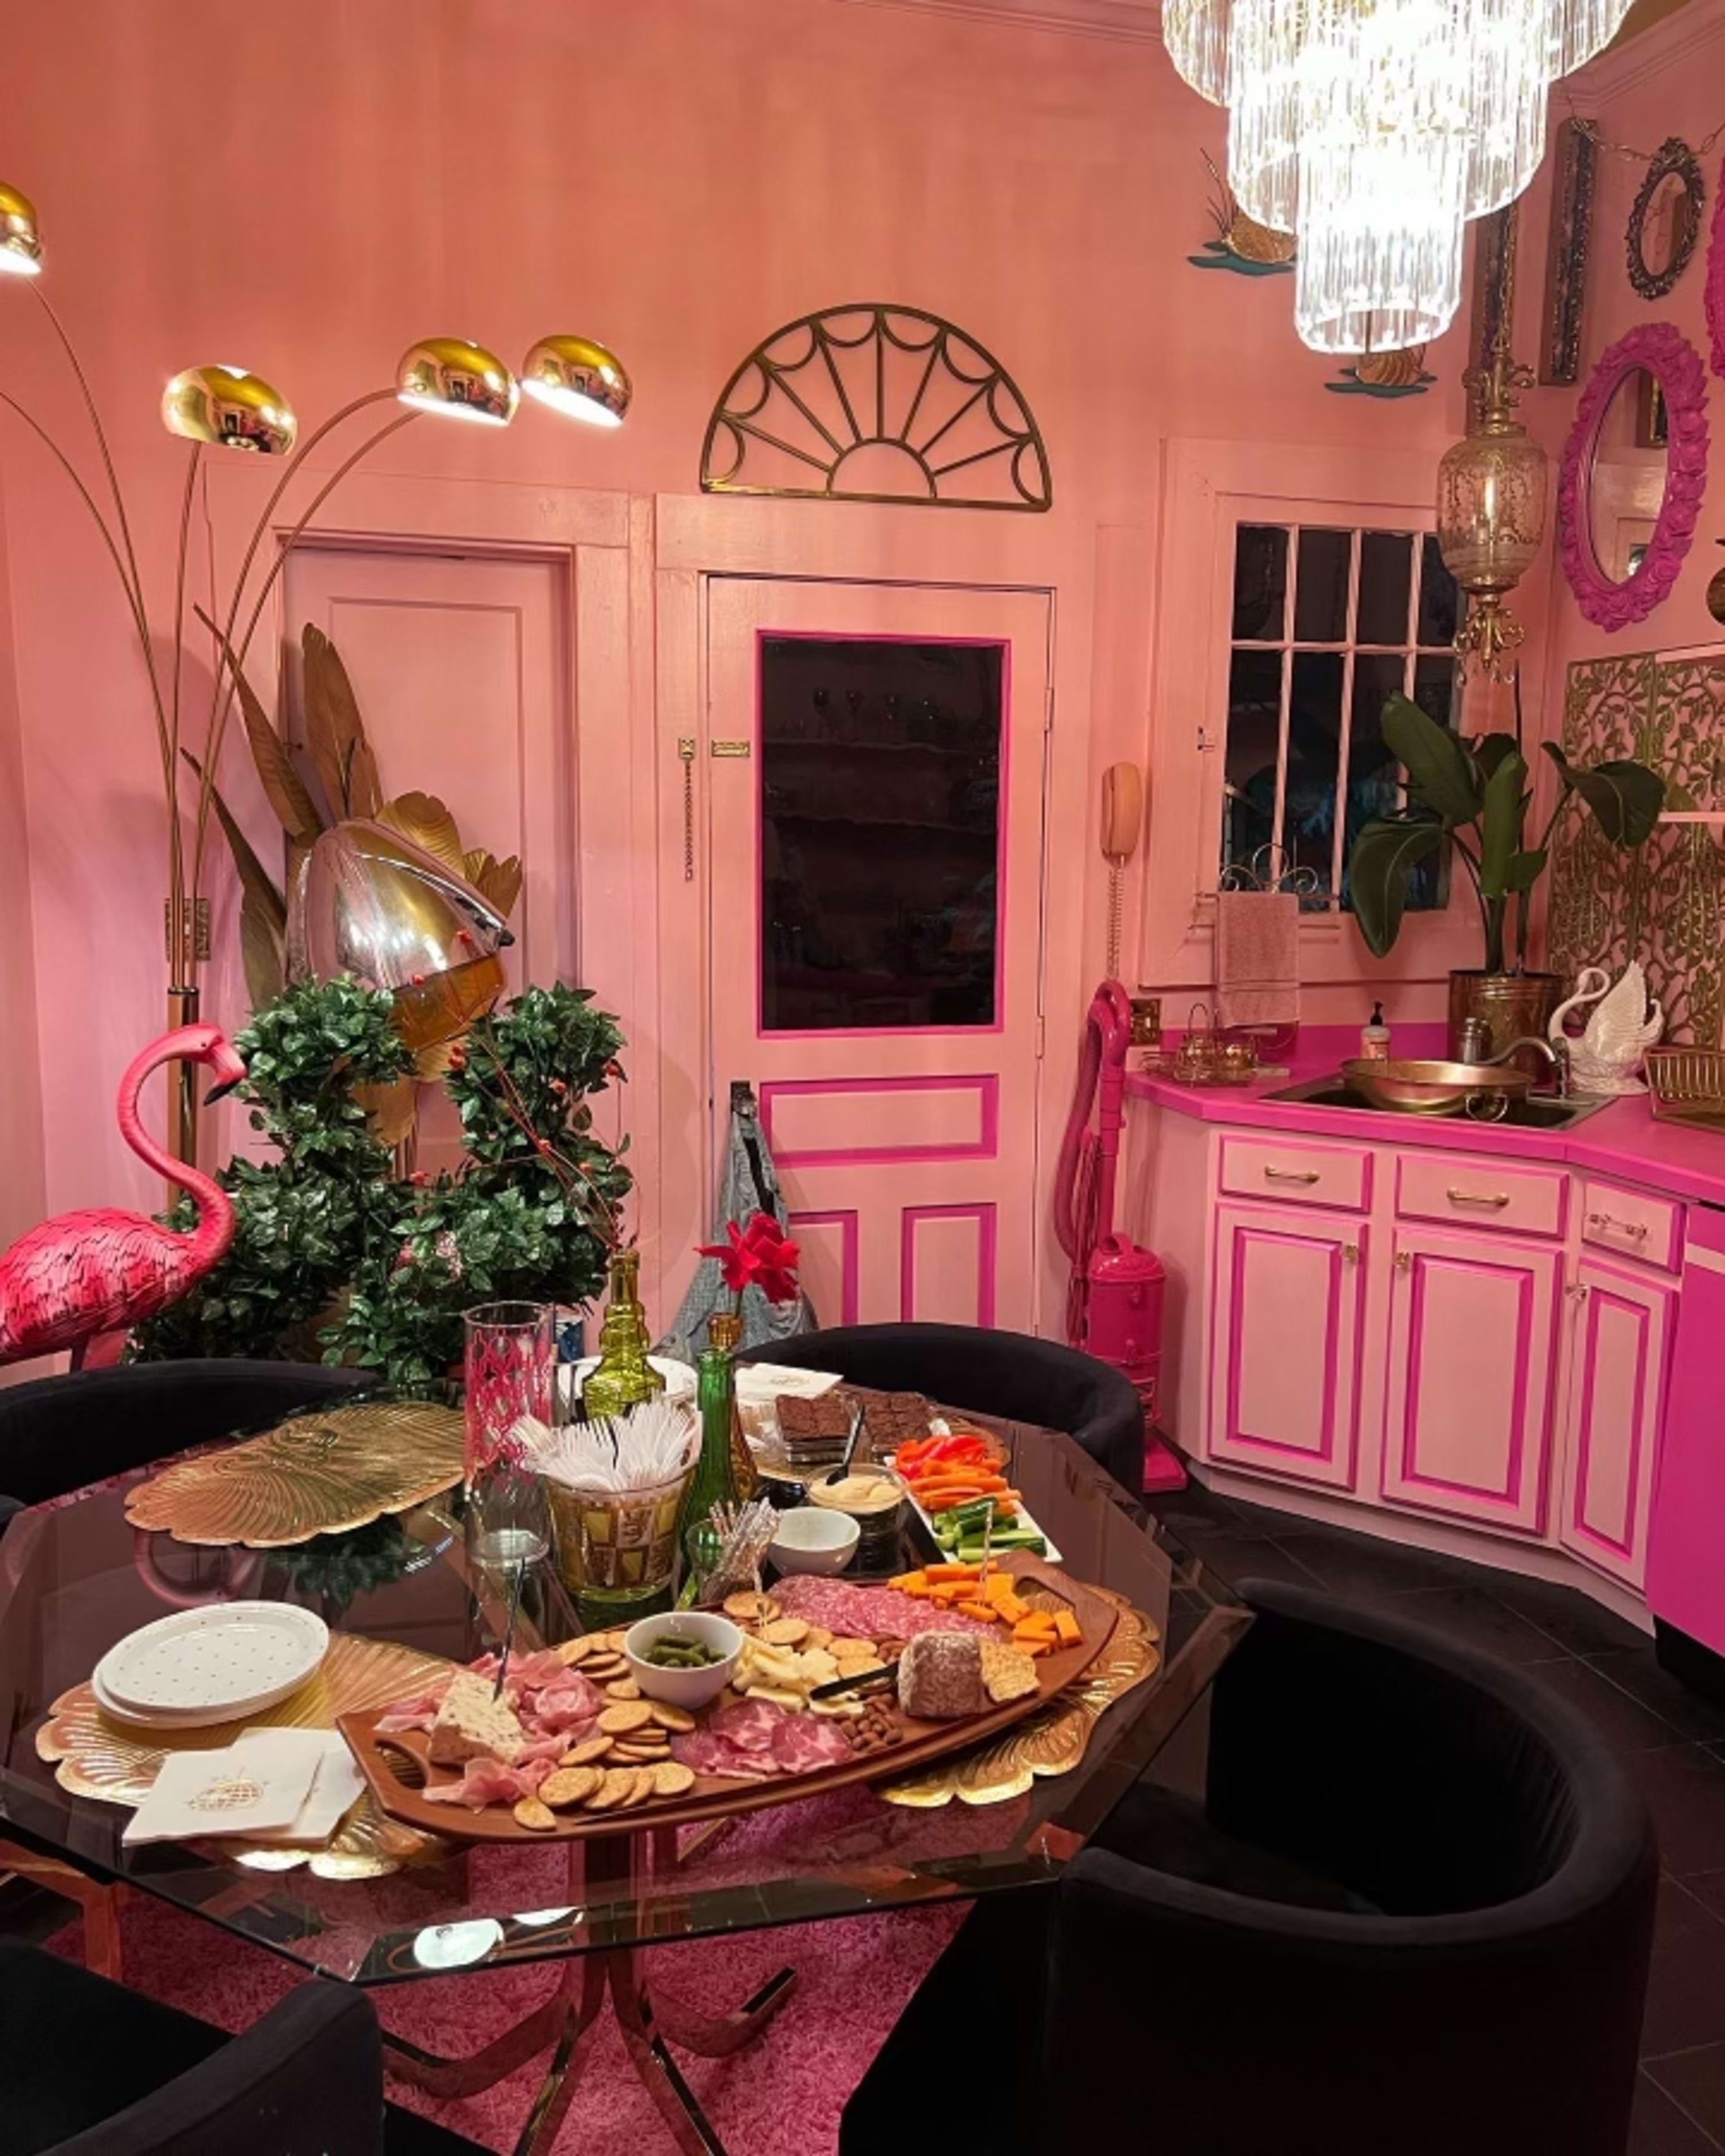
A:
[338, 1556, 1118, 1843]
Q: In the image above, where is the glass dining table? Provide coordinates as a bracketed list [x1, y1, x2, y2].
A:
[0, 1401, 1251, 2156]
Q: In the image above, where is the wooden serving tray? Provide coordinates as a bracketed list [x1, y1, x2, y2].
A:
[339, 1556, 1118, 1842]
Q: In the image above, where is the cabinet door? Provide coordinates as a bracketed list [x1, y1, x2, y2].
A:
[1381, 1226, 1560, 1533]
[1558, 1258, 1675, 1590]
[1209, 1203, 1364, 1489]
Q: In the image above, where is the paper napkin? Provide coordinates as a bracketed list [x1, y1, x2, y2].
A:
[123, 1733, 322, 1846]
[234, 1729, 366, 1846]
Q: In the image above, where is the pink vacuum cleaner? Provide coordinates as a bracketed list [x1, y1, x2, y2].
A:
[1054, 980, 1184, 1494]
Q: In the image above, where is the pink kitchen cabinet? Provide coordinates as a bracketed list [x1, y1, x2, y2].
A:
[1381, 1225, 1561, 1534]
[1209, 1202, 1365, 1490]
[1557, 1257, 1675, 1591]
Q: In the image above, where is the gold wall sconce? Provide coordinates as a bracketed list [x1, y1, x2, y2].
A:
[0, 186, 630, 1160]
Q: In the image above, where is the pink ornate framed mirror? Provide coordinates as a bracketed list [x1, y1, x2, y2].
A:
[1557, 321, 1709, 630]
[1707, 155, 1725, 380]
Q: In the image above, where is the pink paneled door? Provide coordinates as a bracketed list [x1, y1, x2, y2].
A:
[704, 579, 1051, 1331]
[1208, 1202, 1364, 1490]
[284, 545, 573, 1173]
[1381, 1226, 1560, 1533]
[1557, 1257, 1674, 1591]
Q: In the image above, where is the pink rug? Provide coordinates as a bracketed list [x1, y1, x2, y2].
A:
[51, 1892, 959, 2154]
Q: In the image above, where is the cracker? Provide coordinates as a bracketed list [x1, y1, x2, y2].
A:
[653, 1760, 696, 1797]
[803, 1626, 834, 1650]
[604, 1679, 642, 1701]
[561, 1735, 613, 1765]
[513, 1796, 558, 1832]
[648, 1702, 695, 1732]
[585, 1768, 633, 1811]
[828, 1638, 877, 1660]
[723, 1590, 778, 1624]
[761, 1617, 810, 1647]
[598, 1701, 653, 1735]
[613, 1741, 670, 1763]
[540, 1766, 602, 1807]
[556, 1635, 597, 1665]
[980, 1641, 1040, 1705]
[619, 1767, 657, 1807]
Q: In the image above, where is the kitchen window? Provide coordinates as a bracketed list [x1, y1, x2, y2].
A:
[1222, 524, 1464, 914]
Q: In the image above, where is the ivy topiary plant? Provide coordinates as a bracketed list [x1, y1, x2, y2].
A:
[132, 977, 629, 1388]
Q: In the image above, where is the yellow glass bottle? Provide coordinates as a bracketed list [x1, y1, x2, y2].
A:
[580, 1249, 666, 1422]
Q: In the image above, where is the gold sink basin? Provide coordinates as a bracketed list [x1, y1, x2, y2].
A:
[1337, 1057, 1534, 1117]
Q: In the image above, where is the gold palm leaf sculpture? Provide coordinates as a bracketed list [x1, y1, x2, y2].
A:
[124, 1399, 465, 1547]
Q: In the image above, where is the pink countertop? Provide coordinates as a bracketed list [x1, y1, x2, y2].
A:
[1127, 1025, 1725, 1211]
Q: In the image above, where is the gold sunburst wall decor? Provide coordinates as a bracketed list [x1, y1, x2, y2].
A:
[701, 304, 1052, 511]
[124, 1399, 466, 1548]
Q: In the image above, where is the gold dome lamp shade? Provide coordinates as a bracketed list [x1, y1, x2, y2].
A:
[0, 183, 42, 276]
[396, 336, 519, 426]
[161, 365, 297, 455]
[521, 334, 631, 428]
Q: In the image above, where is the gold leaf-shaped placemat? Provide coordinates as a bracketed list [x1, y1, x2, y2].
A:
[879, 1589, 1162, 1808]
[125, 1400, 465, 1548]
[36, 1631, 452, 1879]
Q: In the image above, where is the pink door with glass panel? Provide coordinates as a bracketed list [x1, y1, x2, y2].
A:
[704, 578, 1051, 1332]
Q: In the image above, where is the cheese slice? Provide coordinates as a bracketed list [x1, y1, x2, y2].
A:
[428, 1671, 526, 1766]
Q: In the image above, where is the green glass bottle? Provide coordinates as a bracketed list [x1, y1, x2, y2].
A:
[682, 1310, 742, 1571]
[580, 1249, 666, 1422]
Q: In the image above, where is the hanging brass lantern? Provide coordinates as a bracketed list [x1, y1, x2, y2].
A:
[1436, 342, 1549, 683]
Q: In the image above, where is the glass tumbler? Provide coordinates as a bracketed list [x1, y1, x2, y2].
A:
[463, 1301, 553, 1569]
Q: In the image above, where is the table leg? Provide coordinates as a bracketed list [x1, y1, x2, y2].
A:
[649, 1965, 798, 2058]
[0, 1843, 123, 1978]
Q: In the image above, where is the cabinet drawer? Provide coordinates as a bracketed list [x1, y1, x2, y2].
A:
[1218, 1135, 1371, 1213]
[1393, 1151, 1566, 1239]
[1579, 1180, 1680, 1272]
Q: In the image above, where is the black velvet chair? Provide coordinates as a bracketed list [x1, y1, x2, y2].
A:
[738, 1321, 1145, 1496]
[841, 1581, 1659, 2156]
[0, 1940, 481, 2154]
[0, 1359, 370, 1532]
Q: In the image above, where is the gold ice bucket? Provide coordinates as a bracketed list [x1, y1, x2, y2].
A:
[546, 1468, 693, 1595]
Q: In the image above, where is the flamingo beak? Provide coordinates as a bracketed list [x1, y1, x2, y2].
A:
[204, 1076, 243, 1105]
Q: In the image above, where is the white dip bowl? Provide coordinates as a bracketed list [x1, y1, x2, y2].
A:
[624, 1612, 743, 1708]
[768, 1505, 861, 1577]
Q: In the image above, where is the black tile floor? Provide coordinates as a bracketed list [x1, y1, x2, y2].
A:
[1148, 1479, 1725, 2155]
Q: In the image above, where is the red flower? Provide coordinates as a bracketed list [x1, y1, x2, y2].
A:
[696, 1210, 801, 1305]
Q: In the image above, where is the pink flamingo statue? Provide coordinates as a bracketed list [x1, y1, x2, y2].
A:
[0, 1024, 247, 1366]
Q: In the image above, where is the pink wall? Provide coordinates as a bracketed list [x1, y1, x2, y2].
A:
[0, 478, 44, 1252]
[1522, 4, 1725, 720]
[0, 0, 1513, 1244]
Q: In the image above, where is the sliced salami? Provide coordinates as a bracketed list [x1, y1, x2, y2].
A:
[710, 1697, 787, 1753]
[771, 1716, 851, 1774]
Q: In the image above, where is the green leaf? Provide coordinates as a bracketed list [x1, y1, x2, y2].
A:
[1346, 816, 1445, 957]
[1503, 848, 1548, 893]
[1478, 749, 1529, 898]
[1471, 733, 1522, 782]
[1540, 743, 1666, 847]
[1382, 693, 1482, 827]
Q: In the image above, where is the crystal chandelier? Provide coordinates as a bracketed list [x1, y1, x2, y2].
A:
[1164, 0, 1634, 353]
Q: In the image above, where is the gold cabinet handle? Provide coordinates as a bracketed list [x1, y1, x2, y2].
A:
[1394, 1250, 1412, 1272]
[1342, 1242, 1360, 1262]
[1587, 1210, 1648, 1240]
[1264, 1166, 1321, 1184]
[1567, 1282, 1591, 1301]
[1447, 1188, 1510, 1208]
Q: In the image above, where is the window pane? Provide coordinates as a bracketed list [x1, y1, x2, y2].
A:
[759, 637, 1000, 1031]
[1338, 654, 1407, 912]
[1287, 652, 1343, 905]
[1294, 529, 1352, 642]
[1221, 649, 1283, 883]
[1412, 654, 1457, 730]
[1416, 535, 1460, 647]
[1356, 531, 1413, 645]
[1232, 525, 1288, 641]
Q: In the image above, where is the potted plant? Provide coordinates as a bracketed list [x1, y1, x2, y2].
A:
[1348, 694, 1665, 1059]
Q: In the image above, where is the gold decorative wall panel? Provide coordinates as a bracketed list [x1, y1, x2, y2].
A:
[1548, 651, 1725, 1045]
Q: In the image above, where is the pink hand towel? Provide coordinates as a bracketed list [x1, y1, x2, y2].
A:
[1215, 888, 1301, 1030]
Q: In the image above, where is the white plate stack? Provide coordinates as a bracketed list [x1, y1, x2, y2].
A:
[91, 1604, 330, 1731]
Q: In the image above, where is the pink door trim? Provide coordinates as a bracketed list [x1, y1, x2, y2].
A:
[901, 1203, 998, 1327]
[1568, 1275, 1651, 1565]
[1400, 1250, 1535, 1505]
[754, 628, 1012, 1040]
[787, 1208, 860, 1325]
[759, 1074, 1000, 1166]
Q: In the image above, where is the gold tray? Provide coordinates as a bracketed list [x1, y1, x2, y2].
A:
[880, 1586, 1161, 1806]
[124, 1399, 465, 1548]
[36, 1631, 453, 1879]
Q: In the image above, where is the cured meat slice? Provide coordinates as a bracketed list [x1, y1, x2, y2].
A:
[709, 1698, 786, 1753]
[772, 1577, 993, 1641]
[423, 1757, 533, 1810]
[670, 1728, 781, 1781]
[526, 1677, 602, 1732]
[376, 1686, 448, 1734]
[771, 1715, 851, 1774]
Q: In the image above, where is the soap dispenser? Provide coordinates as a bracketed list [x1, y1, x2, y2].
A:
[1361, 1002, 1390, 1062]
